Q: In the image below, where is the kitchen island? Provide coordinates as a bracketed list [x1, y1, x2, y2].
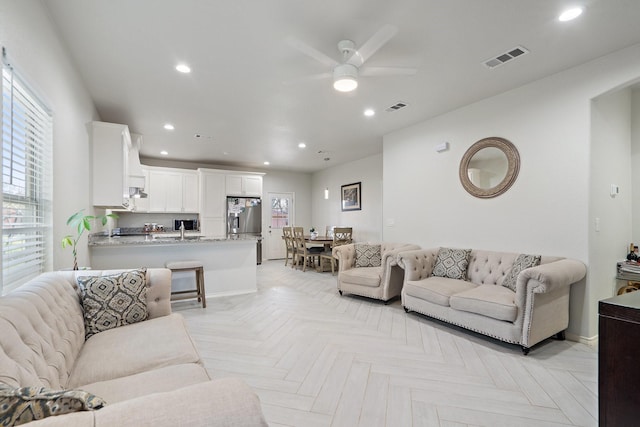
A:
[89, 234, 257, 298]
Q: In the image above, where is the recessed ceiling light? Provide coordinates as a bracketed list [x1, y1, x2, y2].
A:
[175, 63, 191, 73]
[263, 161, 270, 166]
[160, 150, 168, 156]
[298, 142, 306, 148]
[364, 109, 375, 117]
[163, 123, 175, 130]
[558, 7, 583, 21]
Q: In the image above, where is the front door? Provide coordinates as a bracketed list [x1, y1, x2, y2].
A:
[266, 192, 294, 259]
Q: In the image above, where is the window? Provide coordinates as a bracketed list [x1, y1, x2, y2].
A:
[1, 51, 53, 295]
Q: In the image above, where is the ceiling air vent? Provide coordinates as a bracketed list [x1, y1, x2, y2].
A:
[483, 46, 529, 69]
[385, 101, 408, 112]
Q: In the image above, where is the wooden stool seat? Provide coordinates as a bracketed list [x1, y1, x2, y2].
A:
[166, 260, 206, 308]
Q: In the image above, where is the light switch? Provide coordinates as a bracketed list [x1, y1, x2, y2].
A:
[387, 218, 395, 227]
[595, 217, 600, 232]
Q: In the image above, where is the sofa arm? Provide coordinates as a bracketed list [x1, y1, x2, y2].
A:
[92, 378, 267, 427]
[380, 244, 421, 270]
[333, 244, 356, 272]
[517, 258, 587, 294]
[397, 248, 439, 281]
[26, 379, 268, 427]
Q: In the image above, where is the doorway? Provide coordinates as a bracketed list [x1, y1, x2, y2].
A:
[265, 192, 294, 259]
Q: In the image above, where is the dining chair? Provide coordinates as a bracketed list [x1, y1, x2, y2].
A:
[282, 226, 295, 267]
[319, 227, 353, 275]
[293, 226, 323, 271]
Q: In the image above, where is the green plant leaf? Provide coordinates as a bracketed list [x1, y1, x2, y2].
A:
[61, 236, 73, 248]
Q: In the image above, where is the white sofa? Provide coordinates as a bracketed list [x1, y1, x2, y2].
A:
[0, 268, 267, 426]
[397, 248, 587, 354]
[333, 242, 421, 302]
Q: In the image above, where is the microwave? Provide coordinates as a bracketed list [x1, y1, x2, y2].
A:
[174, 219, 198, 231]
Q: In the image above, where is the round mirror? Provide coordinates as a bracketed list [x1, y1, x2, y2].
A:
[459, 137, 520, 198]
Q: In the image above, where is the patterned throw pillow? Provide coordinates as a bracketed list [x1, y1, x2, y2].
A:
[432, 248, 472, 280]
[0, 384, 105, 426]
[501, 254, 541, 292]
[77, 268, 148, 339]
[355, 244, 382, 268]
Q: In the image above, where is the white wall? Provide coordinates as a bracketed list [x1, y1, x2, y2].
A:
[589, 89, 632, 338]
[311, 154, 383, 243]
[383, 43, 640, 340]
[0, 0, 100, 270]
[631, 89, 640, 243]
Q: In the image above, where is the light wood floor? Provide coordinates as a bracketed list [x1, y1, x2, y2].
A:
[174, 260, 598, 427]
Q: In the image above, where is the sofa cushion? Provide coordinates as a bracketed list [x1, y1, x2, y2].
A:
[79, 363, 210, 404]
[0, 384, 105, 426]
[77, 269, 148, 339]
[340, 266, 382, 287]
[450, 285, 517, 322]
[501, 254, 541, 292]
[355, 244, 382, 268]
[404, 277, 476, 307]
[67, 313, 201, 388]
[432, 248, 472, 280]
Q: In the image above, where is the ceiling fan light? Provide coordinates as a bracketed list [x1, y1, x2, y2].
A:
[333, 63, 358, 92]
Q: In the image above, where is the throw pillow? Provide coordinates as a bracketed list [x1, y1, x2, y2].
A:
[501, 254, 541, 292]
[355, 244, 382, 268]
[432, 247, 472, 280]
[0, 383, 105, 426]
[77, 268, 148, 339]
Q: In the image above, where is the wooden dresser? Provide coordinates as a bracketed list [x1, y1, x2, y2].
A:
[599, 291, 640, 426]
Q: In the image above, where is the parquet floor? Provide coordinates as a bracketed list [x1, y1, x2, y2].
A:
[175, 260, 598, 427]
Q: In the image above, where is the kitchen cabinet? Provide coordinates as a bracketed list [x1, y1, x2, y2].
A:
[226, 174, 263, 197]
[147, 167, 199, 213]
[199, 169, 226, 237]
[91, 122, 131, 208]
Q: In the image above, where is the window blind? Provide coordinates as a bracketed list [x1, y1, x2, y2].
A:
[1, 53, 53, 295]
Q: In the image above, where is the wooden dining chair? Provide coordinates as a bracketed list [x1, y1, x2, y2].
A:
[282, 226, 295, 267]
[293, 226, 323, 271]
[319, 227, 353, 275]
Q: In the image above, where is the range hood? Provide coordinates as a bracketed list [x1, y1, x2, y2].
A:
[128, 133, 147, 198]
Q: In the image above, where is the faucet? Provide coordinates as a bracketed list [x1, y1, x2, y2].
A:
[179, 221, 185, 240]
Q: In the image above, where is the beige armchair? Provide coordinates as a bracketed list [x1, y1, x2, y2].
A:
[333, 242, 420, 302]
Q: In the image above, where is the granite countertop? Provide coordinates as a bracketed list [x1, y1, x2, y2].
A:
[88, 233, 259, 247]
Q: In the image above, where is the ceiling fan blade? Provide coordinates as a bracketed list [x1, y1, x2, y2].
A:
[360, 66, 418, 77]
[286, 36, 338, 68]
[347, 24, 398, 67]
[282, 72, 332, 86]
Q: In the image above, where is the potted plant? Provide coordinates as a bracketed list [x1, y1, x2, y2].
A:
[61, 209, 118, 270]
[309, 227, 318, 240]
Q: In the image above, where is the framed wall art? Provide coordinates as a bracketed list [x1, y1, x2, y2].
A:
[341, 182, 361, 211]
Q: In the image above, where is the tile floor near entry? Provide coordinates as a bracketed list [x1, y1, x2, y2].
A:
[175, 260, 598, 427]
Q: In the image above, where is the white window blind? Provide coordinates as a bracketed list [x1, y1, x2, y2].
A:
[1, 52, 53, 295]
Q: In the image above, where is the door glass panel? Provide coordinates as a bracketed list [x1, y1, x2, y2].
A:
[270, 196, 290, 229]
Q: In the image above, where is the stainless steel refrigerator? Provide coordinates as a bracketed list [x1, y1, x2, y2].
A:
[227, 197, 262, 263]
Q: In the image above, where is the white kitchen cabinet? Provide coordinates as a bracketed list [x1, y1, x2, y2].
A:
[199, 169, 226, 237]
[147, 167, 199, 213]
[91, 122, 130, 208]
[182, 172, 199, 213]
[225, 174, 263, 197]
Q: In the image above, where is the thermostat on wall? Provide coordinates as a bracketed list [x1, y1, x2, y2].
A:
[610, 184, 619, 197]
[435, 142, 449, 152]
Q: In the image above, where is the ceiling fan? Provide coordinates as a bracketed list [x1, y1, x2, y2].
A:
[287, 24, 418, 92]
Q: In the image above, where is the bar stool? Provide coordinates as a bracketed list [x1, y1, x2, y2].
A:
[165, 260, 206, 308]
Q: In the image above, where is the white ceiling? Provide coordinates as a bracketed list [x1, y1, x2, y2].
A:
[43, 0, 640, 173]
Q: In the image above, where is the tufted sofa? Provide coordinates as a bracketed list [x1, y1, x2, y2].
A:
[0, 268, 267, 426]
[397, 248, 587, 354]
[333, 242, 421, 302]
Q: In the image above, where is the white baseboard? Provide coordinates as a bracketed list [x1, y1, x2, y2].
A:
[206, 289, 257, 298]
[566, 332, 598, 348]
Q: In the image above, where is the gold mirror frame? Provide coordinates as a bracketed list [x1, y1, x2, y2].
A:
[459, 137, 520, 199]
